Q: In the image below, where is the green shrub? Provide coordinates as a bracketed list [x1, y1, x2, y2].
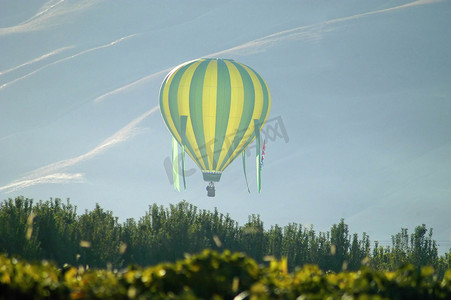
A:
[0, 255, 68, 299]
[1, 250, 450, 299]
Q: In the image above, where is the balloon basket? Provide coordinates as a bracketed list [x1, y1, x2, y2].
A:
[206, 182, 215, 197]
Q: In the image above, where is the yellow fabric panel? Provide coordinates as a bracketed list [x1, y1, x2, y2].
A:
[177, 60, 206, 170]
[202, 60, 218, 169]
[216, 60, 244, 169]
[177, 62, 199, 115]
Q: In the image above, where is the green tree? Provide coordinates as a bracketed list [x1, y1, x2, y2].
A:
[390, 228, 409, 269]
[0, 197, 41, 260]
[281, 223, 309, 269]
[409, 224, 438, 268]
[329, 219, 350, 272]
[370, 241, 390, 270]
[310, 231, 331, 270]
[437, 249, 451, 280]
[32, 198, 79, 265]
[161, 202, 204, 260]
[240, 214, 265, 262]
[77, 204, 122, 268]
[119, 217, 138, 264]
[348, 232, 370, 270]
[134, 203, 167, 265]
[265, 224, 283, 259]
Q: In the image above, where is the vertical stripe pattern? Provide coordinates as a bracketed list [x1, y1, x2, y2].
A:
[160, 58, 271, 181]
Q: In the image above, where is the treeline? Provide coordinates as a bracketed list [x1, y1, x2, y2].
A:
[1, 196, 450, 278]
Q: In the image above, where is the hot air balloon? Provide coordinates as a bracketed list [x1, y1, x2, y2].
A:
[159, 58, 271, 196]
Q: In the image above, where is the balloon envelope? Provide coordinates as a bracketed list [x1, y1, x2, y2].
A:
[160, 58, 271, 182]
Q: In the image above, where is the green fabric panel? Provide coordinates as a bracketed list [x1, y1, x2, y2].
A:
[172, 136, 180, 192]
[167, 63, 191, 139]
[254, 119, 261, 192]
[217, 60, 255, 171]
[242, 150, 251, 193]
[180, 115, 188, 145]
[159, 77, 176, 140]
[167, 62, 203, 170]
[189, 60, 210, 169]
[182, 145, 186, 190]
[253, 70, 270, 126]
[212, 59, 231, 170]
[159, 79, 167, 120]
[159, 72, 169, 109]
[180, 115, 188, 190]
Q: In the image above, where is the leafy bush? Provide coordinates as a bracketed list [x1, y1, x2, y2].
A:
[1, 250, 450, 299]
[0, 255, 68, 299]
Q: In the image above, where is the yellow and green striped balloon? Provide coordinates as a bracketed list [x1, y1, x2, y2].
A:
[160, 58, 271, 185]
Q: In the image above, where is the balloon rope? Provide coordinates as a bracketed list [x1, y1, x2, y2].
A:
[242, 150, 251, 193]
[172, 136, 180, 191]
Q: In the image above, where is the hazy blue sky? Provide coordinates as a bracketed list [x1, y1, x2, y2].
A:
[1, 0, 450, 252]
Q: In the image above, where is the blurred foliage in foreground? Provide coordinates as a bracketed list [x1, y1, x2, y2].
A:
[0, 250, 450, 299]
[0, 196, 450, 280]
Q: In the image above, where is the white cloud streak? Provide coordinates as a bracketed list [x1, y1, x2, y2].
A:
[94, 69, 170, 103]
[30, 0, 67, 21]
[0, 173, 85, 193]
[0, 46, 74, 76]
[0, 34, 137, 91]
[0, 106, 159, 193]
[0, 0, 104, 36]
[320, 0, 442, 24]
[209, 0, 442, 57]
